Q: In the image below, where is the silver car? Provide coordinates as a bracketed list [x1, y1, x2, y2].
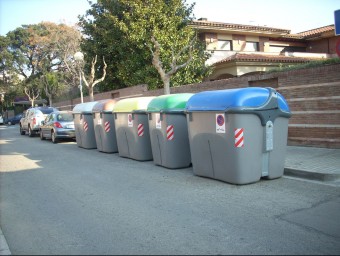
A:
[40, 111, 75, 143]
[20, 107, 58, 137]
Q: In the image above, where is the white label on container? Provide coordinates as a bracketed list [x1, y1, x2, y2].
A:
[155, 113, 162, 129]
[216, 114, 226, 133]
[128, 114, 133, 127]
[97, 118, 102, 125]
[265, 121, 274, 151]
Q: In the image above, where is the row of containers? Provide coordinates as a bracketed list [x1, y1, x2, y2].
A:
[72, 87, 291, 185]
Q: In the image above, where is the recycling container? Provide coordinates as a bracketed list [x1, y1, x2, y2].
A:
[185, 87, 291, 185]
[113, 97, 155, 161]
[73, 101, 98, 149]
[147, 93, 194, 169]
[92, 99, 120, 153]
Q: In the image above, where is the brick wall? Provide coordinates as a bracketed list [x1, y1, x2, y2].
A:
[54, 63, 340, 148]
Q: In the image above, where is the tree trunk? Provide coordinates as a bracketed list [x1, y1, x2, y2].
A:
[80, 56, 106, 102]
[88, 86, 94, 102]
[150, 36, 194, 95]
[49, 96, 53, 107]
[163, 76, 171, 95]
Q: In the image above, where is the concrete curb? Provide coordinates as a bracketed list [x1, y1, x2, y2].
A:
[284, 168, 340, 182]
[0, 227, 11, 255]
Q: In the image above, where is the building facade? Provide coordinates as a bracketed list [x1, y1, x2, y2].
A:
[191, 19, 339, 80]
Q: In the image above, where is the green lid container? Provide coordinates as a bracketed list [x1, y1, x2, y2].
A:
[113, 96, 155, 113]
[147, 93, 194, 113]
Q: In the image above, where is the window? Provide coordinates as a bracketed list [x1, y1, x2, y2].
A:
[39, 108, 56, 114]
[269, 45, 284, 53]
[244, 41, 259, 52]
[57, 113, 73, 122]
[48, 114, 54, 122]
[217, 40, 232, 50]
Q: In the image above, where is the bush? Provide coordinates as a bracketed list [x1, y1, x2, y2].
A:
[267, 57, 340, 73]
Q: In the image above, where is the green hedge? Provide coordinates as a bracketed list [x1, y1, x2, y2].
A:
[267, 57, 340, 73]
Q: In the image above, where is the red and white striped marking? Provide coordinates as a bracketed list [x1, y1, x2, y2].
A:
[104, 121, 110, 132]
[83, 121, 88, 132]
[234, 128, 244, 147]
[137, 123, 144, 137]
[166, 125, 174, 141]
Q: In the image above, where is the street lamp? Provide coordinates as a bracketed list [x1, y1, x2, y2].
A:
[74, 51, 84, 103]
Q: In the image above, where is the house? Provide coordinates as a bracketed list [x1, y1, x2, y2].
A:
[191, 19, 339, 80]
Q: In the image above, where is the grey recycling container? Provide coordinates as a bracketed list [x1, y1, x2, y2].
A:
[186, 87, 291, 185]
[73, 101, 98, 149]
[147, 93, 193, 169]
[113, 97, 155, 161]
[92, 99, 120, 153]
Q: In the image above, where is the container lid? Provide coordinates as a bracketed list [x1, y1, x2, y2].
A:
[113, 97, 155, 113]
[92, 99, 120, 113]
[72, 101, 99, 114]
[186, 87, 290, 113]
[147, 93, 194, 113]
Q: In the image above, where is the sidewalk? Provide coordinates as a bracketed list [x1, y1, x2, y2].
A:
[0, 228, 10, 255]
[284, 146, 340, 182]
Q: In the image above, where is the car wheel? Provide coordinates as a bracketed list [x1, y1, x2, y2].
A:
[8, 121, 12, 125]
[28, 126, 34, 137]
[20, 125, 25, 135]
[51, 131, 58, 144]
[40, 130, 45, 140]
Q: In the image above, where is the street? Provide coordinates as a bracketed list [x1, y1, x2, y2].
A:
[0, 125, 340, 255]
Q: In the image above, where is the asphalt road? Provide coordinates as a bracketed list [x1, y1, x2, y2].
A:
[1, 125, 340, 255]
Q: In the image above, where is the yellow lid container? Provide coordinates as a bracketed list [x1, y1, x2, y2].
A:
[113, 97, 155, 113]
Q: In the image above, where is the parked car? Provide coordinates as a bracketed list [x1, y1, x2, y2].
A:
[5, 113, 23, 125]
[40, 111, 75, 143]
[0, 113, 3, 125]
[20, 106, 58, 137]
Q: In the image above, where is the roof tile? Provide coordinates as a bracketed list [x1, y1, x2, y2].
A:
[297, 25, 335, 37]
[191, 20, 290, 34]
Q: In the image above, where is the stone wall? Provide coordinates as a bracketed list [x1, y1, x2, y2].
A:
[54, 63, 340, 148]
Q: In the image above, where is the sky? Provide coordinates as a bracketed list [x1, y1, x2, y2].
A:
[0, 0, 339, 36]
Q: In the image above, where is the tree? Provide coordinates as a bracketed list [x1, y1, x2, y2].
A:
[79, 0, 151, 91]
[79, 55, 108, 102]
[41, 72, 68, 107]
[0, 35, 16, 112]
[23, 78, 41, 107]
[4, 22, 82, 106]
[150, 35, 196, 94]
[0, 36, 14, 86]
[79, 0, 210, 93]
[115, 0, 210, 94]
[55, 23, 83, 90]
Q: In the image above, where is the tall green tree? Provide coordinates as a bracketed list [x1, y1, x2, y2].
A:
[3, 26, 44, 107]
[41, 72, 68, 107]
[118, 0, 210, 94]
[79, 0, 210, 93]
[0, 35, 16, 112]
[4, 22, 82, 106]
[79, 0, 149, 91]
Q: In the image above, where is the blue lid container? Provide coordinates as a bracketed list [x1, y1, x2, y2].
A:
[186, 87, 291, 125]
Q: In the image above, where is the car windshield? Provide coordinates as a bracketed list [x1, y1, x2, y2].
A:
[56, 113, 73, 122]
[39, 108, 56, 114]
